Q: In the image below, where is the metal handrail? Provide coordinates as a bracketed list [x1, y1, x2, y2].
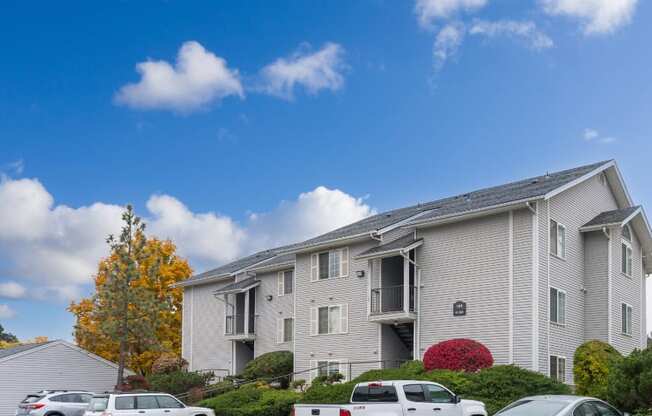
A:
[370, 285, 416, 314]
[225, 314, 256, 335]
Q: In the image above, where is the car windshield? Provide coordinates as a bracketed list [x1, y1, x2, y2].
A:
[21, 395, 44, 404]
[496, 400, 569, 416]
[88, 397, 109, 412]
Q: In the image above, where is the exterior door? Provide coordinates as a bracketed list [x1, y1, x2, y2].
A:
[154, 395, 186, 416]
[402, 384, 461, 416]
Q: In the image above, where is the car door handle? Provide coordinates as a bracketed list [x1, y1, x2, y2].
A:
[407, 408, 416, 412]
[433, 408, 441, 411]
[138, 411, 146, 414]
[164, 411, 171, 413]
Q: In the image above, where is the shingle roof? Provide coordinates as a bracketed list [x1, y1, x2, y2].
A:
[214, 276, 260, 294]
[357, 232, 422, 258]
[582, 206, 641, 228]
[183, 160, 611, 286]
[0, 341, 56, 360]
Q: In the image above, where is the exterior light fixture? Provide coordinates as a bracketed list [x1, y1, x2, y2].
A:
[356, 270, 365, 278]
[266, 295, 273, 301]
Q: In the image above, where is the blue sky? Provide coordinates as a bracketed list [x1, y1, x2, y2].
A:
[0, 0, 650, 341]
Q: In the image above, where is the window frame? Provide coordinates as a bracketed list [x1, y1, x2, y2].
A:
[278, 269, 294, 296]
[314, 304, 348, 335]
[154, 395, 185, 409]
[550, 219, 567, 260]
[311, 247, 349, 281]
[283, 317, 293, 343]
[621, 240, 633, 277]
[549, 355, 566, 383]
[402, 384, 428, 403]
[549, 287, 567, 326]
[621, 303, 633, 336]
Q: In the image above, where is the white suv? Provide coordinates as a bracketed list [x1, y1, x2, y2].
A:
[84, 392, 214, 416]
[16, 390, 94, 416]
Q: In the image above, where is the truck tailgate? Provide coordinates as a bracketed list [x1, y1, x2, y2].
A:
[344, 403, 404, 416]
[294, 404, 346, 416]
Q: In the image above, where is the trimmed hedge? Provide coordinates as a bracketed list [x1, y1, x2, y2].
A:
[299, 382, 355, 404]
[242, 351, 293, 386]
[147, 370, 212, 395]
[424, 339, 494, 372]
[200, 384, 300, 416]
[574, 340, 622, 399]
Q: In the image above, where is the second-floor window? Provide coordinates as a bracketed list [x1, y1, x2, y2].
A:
[550, 220, 566, 259]
[621, 241, 633, 277]
[311, 304, 349, 335]
[621, 303, 632, 335]
[311, 248, 349, 281]
[550, 287, 566, 325]
[278, 270, 294, 295]
[277, 317, 294, 343]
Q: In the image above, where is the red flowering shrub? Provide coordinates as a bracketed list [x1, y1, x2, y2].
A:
[424, 339, 493, 372]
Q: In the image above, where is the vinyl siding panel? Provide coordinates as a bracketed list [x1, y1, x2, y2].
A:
[610, 227, 645, 353]
[380, 325, 412, 365]
[584, 231, 609, 341]
[417, 213, 511, 364]
[513, 208, 533, 369]
[254, 268, 295, 356]
[187, 282, 232, 376]
[546, 174, 619, 384]
[0, 343, 122, 416]
[294, 240, 381, 382]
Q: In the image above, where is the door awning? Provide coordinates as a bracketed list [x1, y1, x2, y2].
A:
[213, 276, 260, 295]
[355, 233, 423, 260]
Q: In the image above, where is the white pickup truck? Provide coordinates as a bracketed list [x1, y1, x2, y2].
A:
[293, 380, 487, 416]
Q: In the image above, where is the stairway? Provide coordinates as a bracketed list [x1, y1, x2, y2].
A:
[391, 323, 414, 352]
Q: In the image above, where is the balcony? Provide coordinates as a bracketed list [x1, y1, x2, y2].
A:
[225, 313, 256, 341]
[369, 285, 417, 324]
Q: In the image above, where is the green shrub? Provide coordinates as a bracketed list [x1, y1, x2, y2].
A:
[148, 370, 212, 395]
[574, 340, 622, 399]
[200, 385, 300, 416]
[299, 382, 355, 404]
[353, 362, 426, 383]
[400, 360, 425, 375]
[423, 370, 474, 395]
[466, 365, 571, 415]
[242, 351, 293, 386]
[607, 347, 652, 414]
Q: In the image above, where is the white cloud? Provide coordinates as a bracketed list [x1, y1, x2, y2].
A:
[433, 23, 466, 69]
[2, 159, 24, 175]
[0, 176, 374, 301]
[415, 0, 487, 29]
[0, 281, 27, 299]
[583, 128, 599, 141]
[115, 41, 243, 112]
[469, 20, 554, 50]
[0, 304, 16, 319]
[259, 43, 347, 100]
[582, 128, 617, 144]
[540, 0, 638, 35]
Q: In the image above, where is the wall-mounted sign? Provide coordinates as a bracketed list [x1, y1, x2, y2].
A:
[453, 301, 467, 316]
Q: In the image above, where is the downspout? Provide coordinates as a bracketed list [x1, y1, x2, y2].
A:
[399, 248, 421, 359]
[370, 231, 382, 242]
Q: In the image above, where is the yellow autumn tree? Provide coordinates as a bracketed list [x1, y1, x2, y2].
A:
[69, 238, 191, 375]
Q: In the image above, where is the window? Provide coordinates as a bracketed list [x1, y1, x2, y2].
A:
[317, 361, 341, 378]
[88, 397, 109, 412]
[621, 241, 633, 276]
[621, 303, 633, 335]
[622, 224, 632, 241]
[550, 287, 566, 325]
[277, 270, 294, 296]
[425, 385, 455, 403]
[549, 355, 566, 383]
[312, 304, 348, 335]
[115, 397, 136, 410]
[351, 385, 398, 402]
[550, 220, 566, 259]
[136, 396, 159, 409]
[155, 395, 184, 409]
[403, 385, 427, 402]
[591, 402, 620, 416]
[574, 402, 599, 416]
[311, 248, 349, 281]
[277, 317, 293, 343]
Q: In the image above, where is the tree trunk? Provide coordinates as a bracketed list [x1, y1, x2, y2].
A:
[116, 337, 127, 388]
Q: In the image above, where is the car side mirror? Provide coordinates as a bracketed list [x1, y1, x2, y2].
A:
[453, 395, 461, 404]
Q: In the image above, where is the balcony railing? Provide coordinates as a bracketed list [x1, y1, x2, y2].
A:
[225, 314, 256, 336]
[370, 285, 416, 315]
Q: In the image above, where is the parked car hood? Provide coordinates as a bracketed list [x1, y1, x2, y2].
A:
[461, 399, 485, 407]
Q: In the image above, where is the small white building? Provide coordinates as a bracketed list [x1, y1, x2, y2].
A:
[0, 340, 126, 416]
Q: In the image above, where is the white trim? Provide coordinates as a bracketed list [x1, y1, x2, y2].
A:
[610, 161, 636, 207]
[544, 161, 615, 201]
[641, 255, 646, 348]
[549, 219, 567, 260]
[549, 354, 567, 383]
[532, 201, 540, 372]
[546, 202, 551, 373]
[279, 233, 372, 255]
[312, 247, 350, 281]
[354, 240, 424, 260]
[621, 239, 633, 277]
[549, 286, 567, 326]
[190, 285, 195, 370]
[607, 232, 612, 344]
[621, 302, 633, 336]
[376, 210, 433, 235]
[508, 211, 514, 364]
[622, 208, 643, 228]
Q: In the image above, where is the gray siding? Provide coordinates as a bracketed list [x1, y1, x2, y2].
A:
[584, 231, 609, 341]
[546, 174, 619, 384]
[294, 240, 382, 382]
[417, 213, 511, 364]
[0, 343, 122, 416]
[184, 282, 232, 376]
[513, 208, 533, 369]
[380, 325, 412, 364]
[254, 268, 295, 356]
[609, 226, 645, 353]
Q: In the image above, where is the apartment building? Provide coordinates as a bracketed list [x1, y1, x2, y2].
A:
[178, 160, 650, 385]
